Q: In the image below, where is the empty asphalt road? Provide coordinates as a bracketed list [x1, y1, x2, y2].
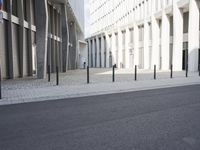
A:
[0, 85, 200, 150]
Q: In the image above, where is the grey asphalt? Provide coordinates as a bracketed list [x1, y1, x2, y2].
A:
[0, 85, 200, 150]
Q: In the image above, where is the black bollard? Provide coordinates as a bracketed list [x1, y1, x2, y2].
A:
[199, 64, 200, 76]
[87, 66, 89, 84]
[112, 64, 116, 82]
[170, 64, 173, 78]
[154, 65, 156, 80]
[0, 67, 1, 99]
[56, 66, 59, 86]
[135, 65, 137, 81]
[186, 64, 188, 78]
[48, 65, 51, 82]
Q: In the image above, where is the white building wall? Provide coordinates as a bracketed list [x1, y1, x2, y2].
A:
[68, 0, 85, 33]
[87, 0, 200, 71]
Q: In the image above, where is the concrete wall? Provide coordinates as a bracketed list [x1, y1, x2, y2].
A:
[0, 0, 85, 79]
[87, 0, 200, 72]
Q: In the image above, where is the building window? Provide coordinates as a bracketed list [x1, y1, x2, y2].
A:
[115, 33, 118, 49]
[2, 0, 8, 12]
[183, 12, 189, 34]
[122, 31, 126, 48]
[12, 0, 18, 17]
[149, 23, 152, 40]
[170, 16, 173, 36]
[23, 0, 27, 21]
[139, 26, 144, 41]
[129, 28, 134, 44]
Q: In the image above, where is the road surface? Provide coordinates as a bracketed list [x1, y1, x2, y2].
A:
[0, 85, 200, 150]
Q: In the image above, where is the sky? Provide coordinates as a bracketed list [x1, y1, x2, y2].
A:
[84, 0, 90, 38]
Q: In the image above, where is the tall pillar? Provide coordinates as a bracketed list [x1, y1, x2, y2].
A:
[88, 39, 92, 67]
[105, 33, 110, 68]
[134, 24, 139, 66]
[91, 38, 94, 67]
[18, 0, 25, 77]
[61, 4, 69, 72]
[173, 1, 183, 71]
[188, 0, 200, 71]
[143, 0, 150, 70]
[68, 22, 77, 70]
[118, 29, 123, 68]
[152, 16, 160, 68]
[101, 35, 105, 68]
[111, 32, 116, 66]
[7, 0, 14, 79]
[144, 22, 150, 69]
[27, 0, 33, 76]
[35, 0, 48, 79]
[161, 12, 170, 70]
[96, 36, 100, 67]
[51, 7, 56, 72]
[125, 28, 130, 68]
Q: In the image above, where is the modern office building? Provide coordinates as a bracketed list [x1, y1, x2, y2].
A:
[87, 0, 200, 72]
[0, 0, 86, 79]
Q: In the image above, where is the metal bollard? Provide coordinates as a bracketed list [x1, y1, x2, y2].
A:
[87, 66, 89, 84]
[56, 66, 59, 86]
[154, 65, 156, 80]
[48, 65, 51, 82]
[135, 65, 137, 81]
[186, 64, 188, 78]
[0, 67, 1, 99]
[112, 64, 116, 82]
[170, 64, 173, 78]
[199, 64, 200, 76]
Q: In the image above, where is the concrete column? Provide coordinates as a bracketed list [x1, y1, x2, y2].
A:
[125, 28, 130, 68]
[35, 0, 48, 79]
[68, 22, 77, 70]
[88, 39, 92, 67]
[105, 33, 110, 68]
[47, 5, 51, 73]
[92, 38, 95, 67]
[96, 36, 100, 67]
[27, 0, 33, 76]
[161, 12, 170, 70]
[111, 32, 116, 66]
[61, 5, 69, 72]
[103, 36, 107, 68]
[7, 0, 14, 79]
[152, 16, 160, 68]
[101, 35, 105, 68]
[143, 0, 150, 70]
[144, 22, 150, 69]
[51, 7, 56, 72]
[173, 1, 183, 71]
[134, 24, 139, 66]
[118, 29, 123, 68]
[55, 11, 59, 69]
[188, 0, 200, 71]
[18, 0, 25, 77]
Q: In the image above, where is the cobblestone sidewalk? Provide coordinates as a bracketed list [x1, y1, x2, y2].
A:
[1, 69, 200, 105]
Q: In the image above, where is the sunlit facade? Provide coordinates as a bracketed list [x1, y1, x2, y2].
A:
[87, 0, 200, 72]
